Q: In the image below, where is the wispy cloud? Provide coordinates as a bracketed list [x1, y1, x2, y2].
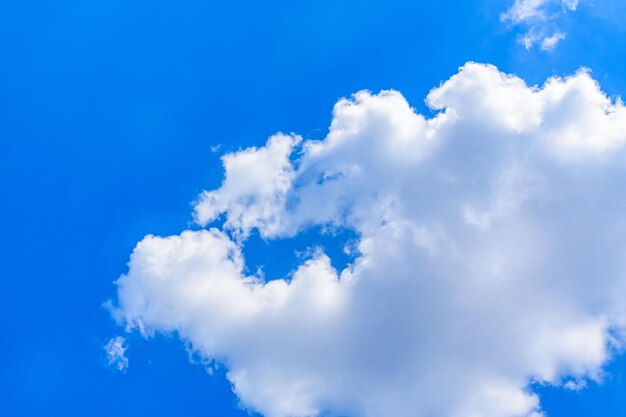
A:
[501, 0, 579, 51]
[104, 336, 129, 373]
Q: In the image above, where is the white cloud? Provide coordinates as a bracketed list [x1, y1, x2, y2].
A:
[104, 336, 129, 373]
[539, 32, 566, 51]
[194, 134, 301, 239]
[501, 0, 578, 51]
[563, 379, 587, 391]
[502, 0, 551, 22]
[111, 63, 626, 417]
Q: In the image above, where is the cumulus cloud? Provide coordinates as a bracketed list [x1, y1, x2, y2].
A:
[104, 336, 129, 372]
[111, 63, 626, 417]
[501, 0, 579, 51]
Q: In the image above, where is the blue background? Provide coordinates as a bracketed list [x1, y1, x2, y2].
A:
[1, 0, 625, 415]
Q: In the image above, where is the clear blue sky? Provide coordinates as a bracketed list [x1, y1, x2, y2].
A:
[2, 1, 626, 416]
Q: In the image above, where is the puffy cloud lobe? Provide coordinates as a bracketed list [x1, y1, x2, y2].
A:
[112, 63, 626, 417]
[194, 134, 301, 239]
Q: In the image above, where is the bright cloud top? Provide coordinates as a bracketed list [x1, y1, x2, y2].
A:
[501, 0, 579, 51]
[112, 63, 626, 417]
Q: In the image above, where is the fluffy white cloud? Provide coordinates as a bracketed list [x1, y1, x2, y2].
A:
[104, 336, 129, 373]
[194, 134, 301, 239]
[501, 0, 579, 51]
[111, 63, 626, 417]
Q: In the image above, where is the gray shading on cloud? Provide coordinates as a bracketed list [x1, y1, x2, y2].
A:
[110, 63, 626, 417]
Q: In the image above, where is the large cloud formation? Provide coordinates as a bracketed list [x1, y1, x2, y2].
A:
[111, 63, 626, 417]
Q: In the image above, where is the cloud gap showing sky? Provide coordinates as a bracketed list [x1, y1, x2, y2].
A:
[110, 62, 626, 417]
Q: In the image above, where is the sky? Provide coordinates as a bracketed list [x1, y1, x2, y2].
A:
[3, 0, 626, 416]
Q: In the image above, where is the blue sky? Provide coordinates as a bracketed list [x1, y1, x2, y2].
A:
[3, 1, 626, 416]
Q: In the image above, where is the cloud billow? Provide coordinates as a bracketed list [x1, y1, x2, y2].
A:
[111, 63, 626, 417]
